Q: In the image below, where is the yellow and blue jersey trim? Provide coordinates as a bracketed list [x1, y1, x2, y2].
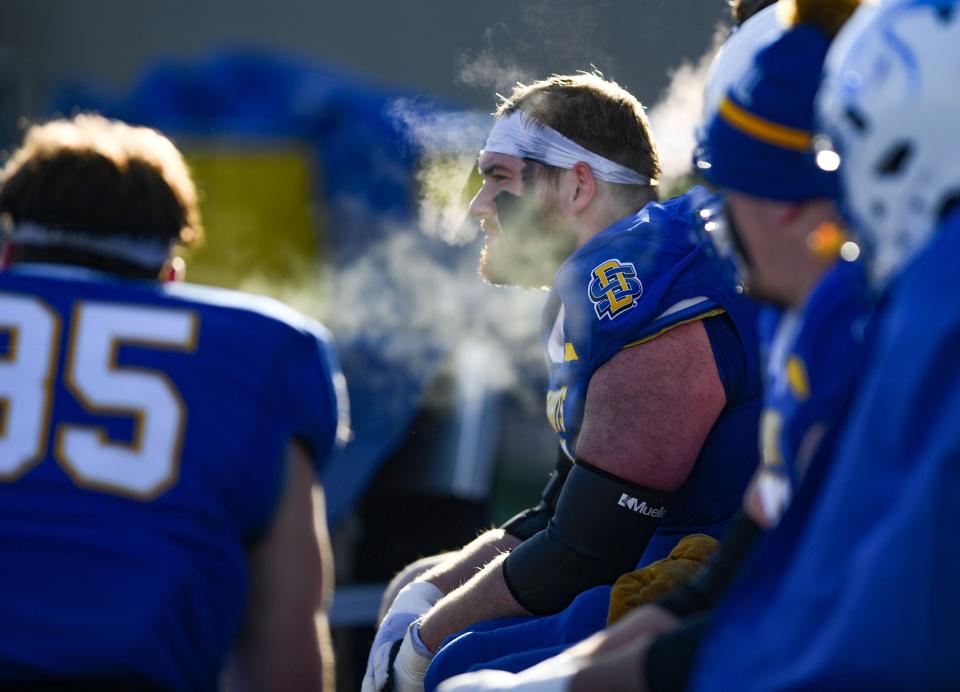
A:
[624, 300, 726, 349]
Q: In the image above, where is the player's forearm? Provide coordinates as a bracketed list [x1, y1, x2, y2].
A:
[418, 552, 529, 652]
[367, 534, 521, 690]
[418, 529, 521, 595]
[379, 552, 456, 622]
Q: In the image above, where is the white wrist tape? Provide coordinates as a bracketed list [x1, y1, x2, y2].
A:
[364, 581, 443, 691]
[392, 623, 435, 692]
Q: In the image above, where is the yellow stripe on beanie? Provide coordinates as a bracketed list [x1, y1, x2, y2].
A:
[718, 97, 813, 151]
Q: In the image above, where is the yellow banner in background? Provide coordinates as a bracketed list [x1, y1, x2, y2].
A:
[181, 144, 330, 319]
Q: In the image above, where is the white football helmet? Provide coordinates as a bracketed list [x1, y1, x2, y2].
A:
[816, 0, 960, 288]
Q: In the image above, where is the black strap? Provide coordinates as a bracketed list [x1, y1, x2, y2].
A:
[655, 511, 762, 618]
[500, 447, 574, 540]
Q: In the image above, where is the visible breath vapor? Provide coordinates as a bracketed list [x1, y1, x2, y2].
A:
[230, 191, 547, 410]
[405, 11, 732, 241]
[388, 98, 490, 246]
[458, 48, 534, 95]
[325, 214, 548, 408]
[336, 7, 735, 414]
[648, 24, 729, 184]
[456, 0, 614, 94]
[394, 0, 624, 249]
[414, 152, 480, 245]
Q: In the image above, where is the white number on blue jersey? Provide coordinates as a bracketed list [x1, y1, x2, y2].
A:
[0, 294, 197, 499]
[0, 295, 60, 478]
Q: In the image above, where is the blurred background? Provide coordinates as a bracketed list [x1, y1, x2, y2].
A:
[0, 1, 732, 687]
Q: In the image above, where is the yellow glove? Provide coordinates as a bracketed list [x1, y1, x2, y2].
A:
[607, 534, 718, 625]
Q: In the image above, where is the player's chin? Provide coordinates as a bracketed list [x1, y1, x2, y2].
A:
[479, 244, 553, 289]
[478, 244, 513, 287]
[480, 240, 555, 289]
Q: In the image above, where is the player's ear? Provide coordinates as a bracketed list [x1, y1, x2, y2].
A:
[563, 162, 597, 215]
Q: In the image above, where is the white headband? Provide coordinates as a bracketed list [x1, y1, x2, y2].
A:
[482, 111, 657, 186]
[8, 222, 172, 269]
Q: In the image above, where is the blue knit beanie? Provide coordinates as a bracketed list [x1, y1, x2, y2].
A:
[699, 21, 839, 201]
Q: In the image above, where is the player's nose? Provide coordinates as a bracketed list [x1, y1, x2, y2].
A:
[468, 184, 497, 228]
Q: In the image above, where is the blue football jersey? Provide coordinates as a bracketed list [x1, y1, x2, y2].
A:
[541, 187, 762, 565]
[0, 265, 347, 690]
[752, 259, 874, 524]
[690, 215, 960, 690]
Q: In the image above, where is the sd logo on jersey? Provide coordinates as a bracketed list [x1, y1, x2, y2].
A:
[588, 259, 643, 320]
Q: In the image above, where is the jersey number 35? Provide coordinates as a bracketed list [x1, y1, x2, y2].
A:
[0, 293, 197, 500]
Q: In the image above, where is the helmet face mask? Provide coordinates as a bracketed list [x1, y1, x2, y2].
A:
[817, 0, 960, 288]
[697, 200, 750, 288]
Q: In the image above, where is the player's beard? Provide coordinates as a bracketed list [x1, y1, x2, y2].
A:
[479, 189, 578, 289]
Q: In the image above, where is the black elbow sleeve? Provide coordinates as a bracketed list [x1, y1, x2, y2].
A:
[500, 448, 574, 541]
[503, 461, 669, 615]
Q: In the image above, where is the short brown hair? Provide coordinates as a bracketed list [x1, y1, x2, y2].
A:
[0, 113, 202, 248]
[495, 72, 661, 189]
